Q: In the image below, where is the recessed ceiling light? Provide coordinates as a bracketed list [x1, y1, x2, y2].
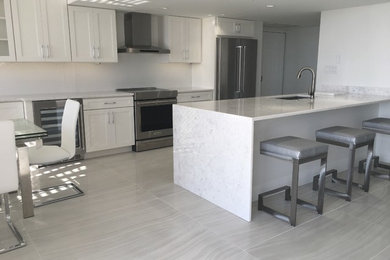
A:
[266, 4, 275, 8]
[162, 7, 168, 10]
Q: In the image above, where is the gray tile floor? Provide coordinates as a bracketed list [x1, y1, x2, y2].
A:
[1, 147, 390, 259]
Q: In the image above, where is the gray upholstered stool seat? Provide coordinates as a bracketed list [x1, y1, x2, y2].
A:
[314, 126, 375, 201]
[363, 117, 390, 135]
[260, 136, 328, 161]
[258, 136, 328, 226]
[316, 126, 375, 147]
[358, 118, 390, 179]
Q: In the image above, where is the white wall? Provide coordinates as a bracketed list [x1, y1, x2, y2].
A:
[0, 54, 193, 96]
[316, 2, 390, 93]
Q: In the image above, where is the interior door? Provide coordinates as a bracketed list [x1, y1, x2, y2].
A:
[216, 37, 241, 100]
[261, 32, 286, 96]
[240, 38, 257, 98]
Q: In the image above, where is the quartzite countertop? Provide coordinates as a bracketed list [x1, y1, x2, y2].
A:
[176, 94, 390, 121]
[173, 93, 390, 222]
[0, 91, 134, 103]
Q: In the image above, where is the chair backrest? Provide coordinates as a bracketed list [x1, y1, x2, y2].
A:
[61, 99, 80, 158]
[0, 121, 18, 194]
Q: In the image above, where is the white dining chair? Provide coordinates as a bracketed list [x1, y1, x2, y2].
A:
[0, 121, 26, 254]
[28, 99, 84, 206]
[28, 99, 80, 165]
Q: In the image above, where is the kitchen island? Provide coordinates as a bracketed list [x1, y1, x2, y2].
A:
[173, 94, 390, 221]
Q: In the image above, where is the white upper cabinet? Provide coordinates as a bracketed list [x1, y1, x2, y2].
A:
[215, 17, 255, 38]
[0, 0, 16, 61]
[163, 16, 201, 63]
[11, 0, 71, 62]
[68, 6, 118, 63]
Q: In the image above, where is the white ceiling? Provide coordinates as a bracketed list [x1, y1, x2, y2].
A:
[70, 0, 390, 26]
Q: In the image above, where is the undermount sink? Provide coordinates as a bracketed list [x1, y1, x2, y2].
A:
[276, 95, 311, 100]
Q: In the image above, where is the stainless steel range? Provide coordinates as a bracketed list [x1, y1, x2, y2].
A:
[117, 87, 178, 152]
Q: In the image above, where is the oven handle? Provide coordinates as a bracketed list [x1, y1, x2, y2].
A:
[135, 98, 177, 106]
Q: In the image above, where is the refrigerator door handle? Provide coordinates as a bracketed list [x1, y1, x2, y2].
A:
[235, 46, 243, 95]
[242, 46, 247, 96]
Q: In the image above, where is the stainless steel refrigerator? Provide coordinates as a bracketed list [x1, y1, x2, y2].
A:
[216, 37, 258, 100]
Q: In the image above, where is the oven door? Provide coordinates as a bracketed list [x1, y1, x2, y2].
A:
[134, 98, 176, 141]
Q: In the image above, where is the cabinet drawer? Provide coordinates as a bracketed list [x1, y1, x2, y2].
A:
[177, 91, 213, 103]
[0, 101, 25, 120]
[83, 97, 133, 110]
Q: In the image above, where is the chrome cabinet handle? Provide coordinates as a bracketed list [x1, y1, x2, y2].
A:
[46, 45, 50, 58]
[41, 45, 45, 58]
[95, 47, 100, 59]
[104, 102, 117, 105]
[191, 95, 201, 99]
[91, 46, 95, 59]
[112, 112, 115, 124]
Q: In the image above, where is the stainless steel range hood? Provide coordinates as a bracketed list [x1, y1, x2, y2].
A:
[118, 12, 170, 54]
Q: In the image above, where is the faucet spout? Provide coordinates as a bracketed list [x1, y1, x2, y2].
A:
[297, 67, 316, 99]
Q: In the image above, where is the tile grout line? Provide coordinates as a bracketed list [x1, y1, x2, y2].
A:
[369, 243, 390, 260]
[154, 193, 258, 258]
[244, 181, 386, 252]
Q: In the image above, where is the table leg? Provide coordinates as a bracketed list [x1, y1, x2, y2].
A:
[17, 147, 34, 218]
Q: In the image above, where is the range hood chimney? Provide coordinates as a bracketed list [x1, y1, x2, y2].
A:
[118, 12, 170, 54]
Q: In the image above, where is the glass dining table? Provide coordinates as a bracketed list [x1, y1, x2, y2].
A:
[13, 118, 48, 218]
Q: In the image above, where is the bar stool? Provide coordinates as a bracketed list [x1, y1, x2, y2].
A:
[358, 118, 390, 179]
[314, 126, 375, 201]
[258, 136, 328, 226]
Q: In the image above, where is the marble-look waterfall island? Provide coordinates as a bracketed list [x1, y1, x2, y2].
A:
[173, 94, 390, 221]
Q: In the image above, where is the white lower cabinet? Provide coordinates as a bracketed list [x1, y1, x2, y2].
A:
[177, 90, 213, 103]
[84, 98, 134, 153]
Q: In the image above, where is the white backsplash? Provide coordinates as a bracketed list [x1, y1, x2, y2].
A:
[0, 54, 193, 96]
[319, 85, 390, 96]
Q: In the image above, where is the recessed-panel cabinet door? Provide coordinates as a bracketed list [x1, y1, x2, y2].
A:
[187, 17, 201, 63]
[68, 6, 95, 62]
[93, 8, 117, 62]
[166, 16, 185, 62]
[112, 107, 134, 148]
[84, 110, 112, 152]
[11, 0, 45, 61]
[40, 0, 71, 62]
[0, 0, 16, 61]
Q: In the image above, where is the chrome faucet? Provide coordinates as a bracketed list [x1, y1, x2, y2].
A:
[297, 67, 316, 99]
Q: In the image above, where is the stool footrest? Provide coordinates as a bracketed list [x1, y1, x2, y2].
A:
[297, 199, 318, 212]
[358, 156, 380, 173]
[258, 186, 291, 211]
[331, 174, 368, 192]
[258, 185, 322, 226]
[313, 169, 338, 191]
[359, 157, 390, 181]
[324, 188, 351, 201]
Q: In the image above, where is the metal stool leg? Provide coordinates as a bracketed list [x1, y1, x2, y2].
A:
[363, 141, 374, 192]
[290, 159, 299, 226]
[345, 147, 355, 201]
[317, 157, 327, 214]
